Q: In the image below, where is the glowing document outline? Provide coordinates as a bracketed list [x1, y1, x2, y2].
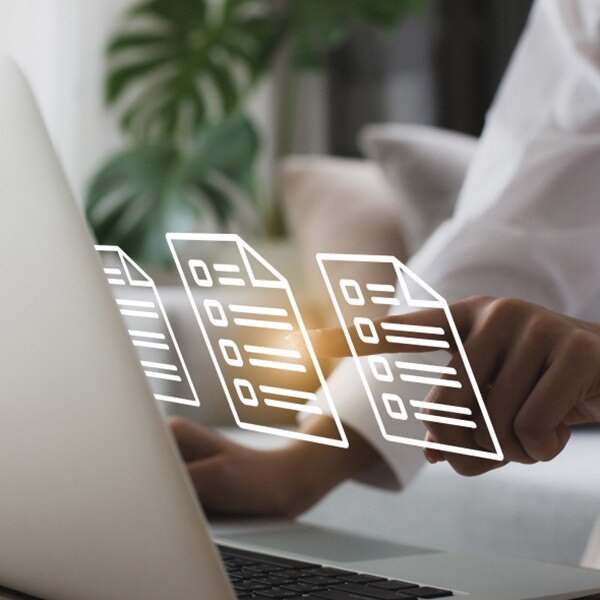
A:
[167, 233, 348, 448]
[96, 245, 200, 407]
[318, 253, 503, 461]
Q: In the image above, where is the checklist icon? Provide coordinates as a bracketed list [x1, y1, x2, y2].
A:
[96, 246, 200, 407]
[167, 234, 348, 448]
[318, 253, 503, 461]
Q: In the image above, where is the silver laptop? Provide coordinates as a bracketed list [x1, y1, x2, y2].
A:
[0, 54, 599, 600]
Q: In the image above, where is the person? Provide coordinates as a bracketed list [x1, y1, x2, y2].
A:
[169, 0, 600, 562]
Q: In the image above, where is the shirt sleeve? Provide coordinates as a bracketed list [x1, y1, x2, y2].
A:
[308, 0, 600, 490]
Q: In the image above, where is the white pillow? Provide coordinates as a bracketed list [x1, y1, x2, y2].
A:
[280, 155, 407, 323]
[360, 124, 478, 253]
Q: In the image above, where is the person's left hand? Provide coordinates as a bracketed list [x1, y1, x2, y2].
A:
[305, 296, 600, 476]
[168, 415, 379, 517]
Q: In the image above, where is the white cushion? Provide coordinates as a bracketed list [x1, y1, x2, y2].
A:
[360, 124, 478, 253]
[280, 155, 407, 323]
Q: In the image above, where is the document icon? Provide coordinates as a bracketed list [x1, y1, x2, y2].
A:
[318, 253, 503, 461]
[96, 246, 200, 407]
[167, 233, 348, 448]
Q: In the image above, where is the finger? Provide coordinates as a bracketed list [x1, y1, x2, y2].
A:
[564, 406, 593, 426]
[304, 298, 477, 358]
[420, 353, 482, 474]
[468, 382, 492, 448]
[423, 433, 446, 464]
[420, 335, 505, 476]
[425, 432, 508, 475]
[514, 334, 596, 461]
[168, 418, 225, 463]
[475, 330, 550, 463]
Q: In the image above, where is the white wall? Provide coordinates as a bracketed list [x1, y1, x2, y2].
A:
[0, 0, 127, 201]
[0, 1, 325, 211]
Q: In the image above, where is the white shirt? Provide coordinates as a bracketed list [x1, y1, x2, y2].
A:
[316, 0, 600, 566]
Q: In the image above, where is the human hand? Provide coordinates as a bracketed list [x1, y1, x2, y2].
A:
[169, 415, 379, 517]
[305, 296, 600, 476]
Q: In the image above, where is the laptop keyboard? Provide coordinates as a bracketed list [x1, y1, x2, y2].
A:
[218, 545, 454, 599]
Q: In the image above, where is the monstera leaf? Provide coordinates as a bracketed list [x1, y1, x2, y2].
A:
[86, 112, 259, 265]
[88, 0, 423, 265]
[286, 0, 424, 68]
[106, 0, 284, 140]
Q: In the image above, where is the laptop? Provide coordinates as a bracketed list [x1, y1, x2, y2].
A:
[0, 54, 599, 600]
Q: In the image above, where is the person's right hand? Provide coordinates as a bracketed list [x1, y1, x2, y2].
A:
[168, 416, 379, 517]
[305, 296, 600, 476]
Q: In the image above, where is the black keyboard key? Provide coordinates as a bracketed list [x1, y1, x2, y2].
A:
[308, 567, 357, 577]
[281, 582, 320, 593]
[276, 569, 310, 578]
[253, 588, 299, 598]
[233, 581, 269, 592]
[369, 580, 419, 591]
[405, 587, 453, 598]
[224, 557, 255, 567]
[301, 576, 341, 586]
[253, 576, 294, 587]
[337, 574, 386, 584]
[246, 563, 286, 574]
[219, 545, 318, 569]
[311, 590, 391, 600]
[331, 582, 411, 599]
[231, 568, 264, 580]
[311, 591, 371, 599]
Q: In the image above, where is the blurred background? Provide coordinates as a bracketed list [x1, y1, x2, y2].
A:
[0, 0, 533, 269]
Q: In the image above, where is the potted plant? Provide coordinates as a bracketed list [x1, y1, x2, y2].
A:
[86, 0, 423, 268]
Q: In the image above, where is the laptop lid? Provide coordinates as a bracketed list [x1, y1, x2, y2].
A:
[0, 55, 233, 600]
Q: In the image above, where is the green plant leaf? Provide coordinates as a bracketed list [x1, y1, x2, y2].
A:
[107, 32, 168, 54]
[86, 112, 260, 266]
[286, 0, 424, 69]
[106, 0, 284, 140]
[186, 111, 259, 182]
[91, 0, 425, 260]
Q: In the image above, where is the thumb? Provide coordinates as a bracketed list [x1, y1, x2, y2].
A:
[423, 432, 446, 464]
